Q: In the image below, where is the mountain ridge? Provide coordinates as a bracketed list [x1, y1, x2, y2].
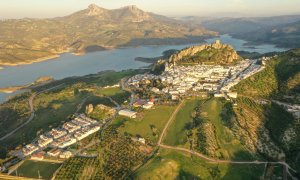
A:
[197, 15, 300, 48]
[0, 4, 216, 66]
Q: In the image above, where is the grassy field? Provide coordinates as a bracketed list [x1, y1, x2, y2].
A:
[163, 98, 201, 146]
[14, 160, 61, 179]
[134, 149, 264, 180]
[95, 87, 122, 96]
[117, 105, 176, 143]
[200, 98, 253, 160]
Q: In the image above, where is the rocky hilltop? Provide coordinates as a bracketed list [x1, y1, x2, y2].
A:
[0, 4, 216, 66]
[168, 40, 240, 65]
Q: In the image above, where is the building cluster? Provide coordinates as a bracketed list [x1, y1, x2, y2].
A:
[118, 109, 138, 118]
[133, 98, 155, 109]
[22, 114, 101, 157]
[221, 60, 264, 92]
[126, 59, 265, 100]
[118, 98, 156, 119]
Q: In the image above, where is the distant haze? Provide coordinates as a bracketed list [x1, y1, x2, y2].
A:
[1, 0, 300, 19]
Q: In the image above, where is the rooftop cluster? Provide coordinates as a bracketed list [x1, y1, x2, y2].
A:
[22, 114, 101, 157]
[126, 58, 266, 100]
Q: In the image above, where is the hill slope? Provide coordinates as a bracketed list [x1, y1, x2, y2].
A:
[230, 49, 300, 170]
[0, 4, 216, 66]
[199, 15, 300, 48]
[234, 20, 300, 48]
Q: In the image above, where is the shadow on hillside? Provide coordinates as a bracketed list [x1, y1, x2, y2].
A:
[227, 49, 300, 177]
[264, 50, 300, 170]
[177, 170, 201, 180]
[222, 151, 266, 180]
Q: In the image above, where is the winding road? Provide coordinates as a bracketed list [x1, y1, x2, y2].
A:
[157, 100, 298, 179]
[0, 84, 65, 141]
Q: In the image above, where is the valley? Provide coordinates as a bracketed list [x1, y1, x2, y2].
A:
[0, 2, 300, 179]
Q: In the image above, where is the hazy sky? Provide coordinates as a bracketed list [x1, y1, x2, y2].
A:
[1, 0, 300, 19]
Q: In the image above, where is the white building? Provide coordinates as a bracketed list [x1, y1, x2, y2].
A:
[59, 151, 73, 159]
[74, 126, 101, 141]
[49, 128, 67, 139]
[227, 92, 238, 99]
[63, 122, 81, 133]
[142, 103, 154, 109]
[47, 148, 62, 157]
[214, 93, 225, 98]
[23, 144, 39, 156]
[37, 135, 53, 148]
[118, 109, 137, 118]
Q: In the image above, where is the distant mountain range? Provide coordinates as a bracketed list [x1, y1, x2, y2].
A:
[0, 4, 215, 66]
[195, 15, 300, 48]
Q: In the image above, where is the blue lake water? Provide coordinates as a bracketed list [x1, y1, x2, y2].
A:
[0, 35, 288, 103]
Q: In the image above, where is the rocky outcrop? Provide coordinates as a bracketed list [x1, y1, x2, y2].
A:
[168, 40, 240, 65]
[87, 4, 108, 16]
[86, 104, 116, 120]
[86, 104, 94, 114]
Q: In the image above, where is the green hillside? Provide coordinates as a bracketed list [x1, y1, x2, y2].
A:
[233, 49, 300, 99]
[231, 49, 300, 170]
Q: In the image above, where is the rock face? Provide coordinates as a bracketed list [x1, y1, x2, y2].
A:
[85, 4, 151, 22]
[86, 104, 94, 114]
[168, 40, 240, 65]
[95, 104, 116, 115]
[86, 104, 117, 120]
[87, 4, 108, 16]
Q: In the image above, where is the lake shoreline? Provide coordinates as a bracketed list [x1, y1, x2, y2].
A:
[0, 86, 27, 93]
[0, 35, 288, 68]
[0, 76, 54, 94]
[0, 35, 289, 104]
[0, 55, 61, 67]
[0, 39, 211, 68]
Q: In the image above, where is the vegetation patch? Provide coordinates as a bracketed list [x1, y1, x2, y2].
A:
[163, 98, 201, 146]
[134, 149, 264, 180]
[56, 126, 148, 179]
[185, 98, 254, 160]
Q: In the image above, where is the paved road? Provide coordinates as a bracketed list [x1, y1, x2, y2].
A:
[157, 99, 298, 179]
[0, 93, 37, 141]
[0, 84, 65, 141]
[75, 96, 90, 114]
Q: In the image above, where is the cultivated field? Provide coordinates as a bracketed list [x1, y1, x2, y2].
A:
[14, 160, 62, 179]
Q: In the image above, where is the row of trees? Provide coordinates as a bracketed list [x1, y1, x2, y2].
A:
[56, 126, 148, 179]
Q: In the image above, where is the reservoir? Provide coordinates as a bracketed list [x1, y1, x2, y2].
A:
[0, 35, 287, 103]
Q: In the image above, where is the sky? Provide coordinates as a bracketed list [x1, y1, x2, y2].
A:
[1, 0, 300, 19]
